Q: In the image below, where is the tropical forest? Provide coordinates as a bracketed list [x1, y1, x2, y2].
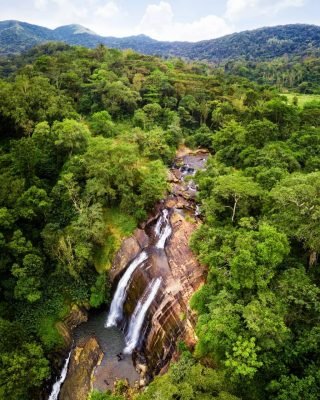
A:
[0, 11, 320, 400]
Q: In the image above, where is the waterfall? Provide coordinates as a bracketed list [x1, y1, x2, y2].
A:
[154, 212, 163, 237]
[48, 351, 71, 400]
[155, 209, 172, 249]
[123, 277, 162, 354]
[105, 251, 148, 328]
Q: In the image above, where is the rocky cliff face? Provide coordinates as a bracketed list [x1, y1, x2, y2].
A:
[110, 148, 208, 374]
[60, 337, 103, 400]
[109, 229, 149, 282]
[142, 206, 205, 372]
[55, 148, 208, 397]
[56, 305, 88, 348]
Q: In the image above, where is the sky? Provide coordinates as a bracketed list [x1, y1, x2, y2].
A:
[1, 0, 319, 42]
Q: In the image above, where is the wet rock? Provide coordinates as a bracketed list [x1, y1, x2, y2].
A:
[140, 206, 162, 230]
[139, 378, 147, 388]
[135, 229, 149, 248]
[60, 337, 103, 400]
[167, 211, 205, 301]
[134, 381, 140, 390]
[56, 305, 88, 347]
[117, 149, 208, 374]
[64, 305, 88, 330]
[136, 363, 148, 378]
[165, 195, 190, 210]
[143, 209, 205, 372]
[56, 322, 72, 348]
[109, 229, 149, 281]
[167, 170, 179, 183]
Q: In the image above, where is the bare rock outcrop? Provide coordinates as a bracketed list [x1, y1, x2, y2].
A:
[144, 209, 205, 372]
[60, 337, 103, 400]
[56, 305, 88, 347]
[109, 228, 149, 281]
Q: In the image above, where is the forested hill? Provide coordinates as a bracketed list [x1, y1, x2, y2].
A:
[1, 20, 320, 61]
[1, 36, 320, 399]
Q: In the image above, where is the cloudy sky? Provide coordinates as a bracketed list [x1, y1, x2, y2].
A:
[1, 0, 319, 41]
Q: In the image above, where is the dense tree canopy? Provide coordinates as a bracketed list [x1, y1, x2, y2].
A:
[0, 41, 320, 400]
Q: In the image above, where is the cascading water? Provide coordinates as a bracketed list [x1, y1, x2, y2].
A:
[154, 212, 163, 237]
[48, 351, 71, 400]
[51, 151, 209, 394]
[123, 277, 162, 354]
[105, 251, 148, 328]
[155, 209, 172, 249]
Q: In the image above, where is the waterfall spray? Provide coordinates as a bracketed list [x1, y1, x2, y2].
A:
[155, 209, 172, 249]
[105, 251, 148, 328]
[48, 351, 71, 400]
[123, 277, 162, 354]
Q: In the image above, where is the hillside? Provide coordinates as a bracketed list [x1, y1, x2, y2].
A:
[1, 41, 320, 400]
[1, 20, 320, 61]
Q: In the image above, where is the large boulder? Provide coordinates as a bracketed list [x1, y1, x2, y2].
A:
[60, 337, 103, 400]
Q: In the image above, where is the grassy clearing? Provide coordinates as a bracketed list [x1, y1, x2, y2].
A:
[283, 93, 320, 107]
[94, 208, 137, 273]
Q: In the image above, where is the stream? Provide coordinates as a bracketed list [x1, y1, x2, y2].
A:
[48, 149, 208, 399]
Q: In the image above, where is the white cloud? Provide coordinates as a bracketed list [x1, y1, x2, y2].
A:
[140, 1, 174, 31]
[138, 1, 232, 41]
[94, 1, 119, 18]
[226, 0, 305, 21]
[49, 0, 89, 19]
[34, 0, 48, 10]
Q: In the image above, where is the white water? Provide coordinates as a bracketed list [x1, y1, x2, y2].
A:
[123, 277, 162, 354]
[155, 209, 172, 249]
[154, 212, 163, 237]
[48, 351, 71, 400]
[105, 251, 148, 328]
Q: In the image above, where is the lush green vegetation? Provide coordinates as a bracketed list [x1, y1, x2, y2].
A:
[133, 69, 320, 400]
[187, 84, 320, 399]
[224, 55, 320, 94]
[284, 93, 320, 106]
[1, 40, 320, 400]
[0, 43, 188, 399]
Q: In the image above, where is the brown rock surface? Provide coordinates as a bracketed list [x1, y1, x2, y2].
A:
[143, 210, 205, 371]
[109, 228, 149, 281]
[60, 337, 103, 400]
[176, 145, 208, 158]
[56, 305, 88, 347]
[166, 211, 204, 302]
[167, 170, 179, 183]
[165, 195, 190, 210]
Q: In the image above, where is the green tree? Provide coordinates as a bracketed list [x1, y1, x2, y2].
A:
[269, 172, 320, 265]
[204, 173, 262, 223]
[53, 119, 90, 157]
[89, 111, 115, 138]
[12, 253, 44, 302]
[212, 121, 246, 166]
[0, 343, 49, 400]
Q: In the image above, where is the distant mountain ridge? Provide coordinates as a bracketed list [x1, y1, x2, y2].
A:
[1, 20, 320, 61]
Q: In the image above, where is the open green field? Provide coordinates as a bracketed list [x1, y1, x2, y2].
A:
[284, 93, 320, 107]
